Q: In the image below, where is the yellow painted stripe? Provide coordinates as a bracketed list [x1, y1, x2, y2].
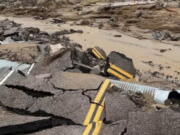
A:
[92, 49, 101, 59]
[92, 121, 103, 135]
[107, 68, 127, 80]
[83, 104, 97, 126]
[93, 99, 105, 123]
[110, 64, 134, 79]
[83, 80, 110, 125]
[94, 79, 110, 103]
[82, 123, 93, 135]
[93, 48, 105, 59]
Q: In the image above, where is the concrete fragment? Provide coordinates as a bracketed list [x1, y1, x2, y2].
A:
[50, 43, 64, 54]
[108, 51, 136, 77]
[50, 71, 104, 90]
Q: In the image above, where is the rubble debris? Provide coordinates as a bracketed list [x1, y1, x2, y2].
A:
[106, 51, 136, 80]
[89, 46, 107, 60]
[159, 48, 172, 53]
[51, 18, 65, 24]
[0, 19, 83, 45]
[114, 34, 122, 38]
[0, 43, 38, 63]
[108, 51, 136, 77]
[152, 31, 180, 41]
[86, 47, 136, 80]
[72, 47, 100, 68]
[35, 44, 50, 63]
[52, 29, 83, 35]
[31, 49, 74, 75]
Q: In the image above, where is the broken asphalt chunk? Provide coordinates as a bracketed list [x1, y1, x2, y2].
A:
[105, 91, 138, 123]
[3, 27, 19, 37]
[107, 51, 136, 80]
[28, 91, 91, 124]
[0, 113, 51, 135]
[89, 47, 107, 60]
[0, 85, 94, 124]
[0, 85, 35, 111]
[50, 71, 105, 90]
[31, 49, 73, 75]
[126, 110, 180, 135]
[5, 74, 62, 95]
[29, 125, 84, 135]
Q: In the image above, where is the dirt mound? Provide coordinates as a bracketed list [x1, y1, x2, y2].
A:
[0, 43, 38, 64]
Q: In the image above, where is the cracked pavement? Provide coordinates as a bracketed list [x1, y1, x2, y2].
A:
[0, 71, 180, 134]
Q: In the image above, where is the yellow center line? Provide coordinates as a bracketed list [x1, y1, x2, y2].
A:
[92, 49, 101, 59]
[93, 99, 105, 123]
[110, 63, 134, 79]
[82, 80, 111, 135]
[83, 80, 110, 125]
[92, 121, 103, 135]
[82, 123, 93, 135]
[94, 79, 110, 103]
[93, 48, 105, 59]
[83, 104, 97, 125]
[107, 68, 127, 80]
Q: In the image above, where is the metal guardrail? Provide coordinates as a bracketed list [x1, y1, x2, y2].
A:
[110, 79, 180, 104]
[0, 60, 34, 86]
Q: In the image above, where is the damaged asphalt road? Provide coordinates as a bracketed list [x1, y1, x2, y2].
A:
[0, 42, 180, 135]
[1, 82, 179, 135]
[0, 18, 180, 135]
[0, 70, 180, 134]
